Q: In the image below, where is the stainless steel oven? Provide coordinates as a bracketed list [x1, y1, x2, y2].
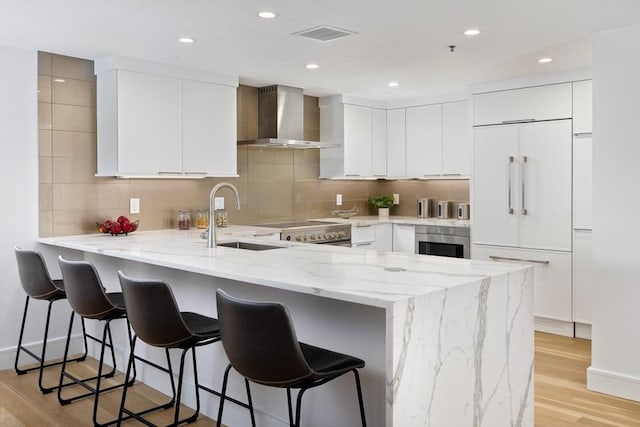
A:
[256, 220, 351, 246]
[415, 225, 470, 259]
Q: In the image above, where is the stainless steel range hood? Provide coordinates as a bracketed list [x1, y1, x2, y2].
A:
[238, 85, 337, 149]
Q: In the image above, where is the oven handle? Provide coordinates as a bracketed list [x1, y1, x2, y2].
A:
[489, 255, 549, 265]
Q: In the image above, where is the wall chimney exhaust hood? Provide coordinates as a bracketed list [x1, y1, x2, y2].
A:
[238, 85, 337, 149]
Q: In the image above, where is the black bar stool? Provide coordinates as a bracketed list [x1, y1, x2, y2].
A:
[215, 290, 367, 427]
[13, 247, 89, 394]
[116, 271, 222, 426]
[57, 256, 135, 427]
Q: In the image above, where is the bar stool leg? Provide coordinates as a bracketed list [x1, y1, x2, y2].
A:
[286, 388, 295, 427]
[14, 296, 31, 375]
[216, 364, 232, 427]
[353, 369, 367, 427]
[244, 379, 256, 427]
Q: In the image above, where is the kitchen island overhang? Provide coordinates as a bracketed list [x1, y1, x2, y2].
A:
[39, 228, 533, 427]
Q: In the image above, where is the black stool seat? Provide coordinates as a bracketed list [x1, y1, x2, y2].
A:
[215, 289, 367, 427]
[117, 271, 223, 426]
[13, 247, 89, 394]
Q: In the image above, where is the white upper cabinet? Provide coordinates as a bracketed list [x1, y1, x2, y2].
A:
[473, 120, 572, 251]
[182, 80, 237, 176]
[343, 104, 373, 176]
[95, 56, 238, 177]
[442, 101, 471, 176]
[386, 108, 406, 177]
[320, 100, 386, 178]
[108, 70, 183, 175]
[573, 80, 593, 134]
[473, 83, 572, 126]
[406, 104, 442, 177]
[371, 108, 388, 177]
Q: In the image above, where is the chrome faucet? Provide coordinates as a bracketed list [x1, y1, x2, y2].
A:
[207, 182, 241, 248]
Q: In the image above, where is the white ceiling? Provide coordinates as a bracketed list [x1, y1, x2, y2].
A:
[1, 0, 640, 100]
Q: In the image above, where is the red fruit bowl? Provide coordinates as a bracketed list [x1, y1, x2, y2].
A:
[96, 219, 139, 236]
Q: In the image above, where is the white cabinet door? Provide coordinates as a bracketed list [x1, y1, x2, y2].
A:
[473, 83, 572, 126]
[573, 136, 593, 230]
[386, 109, 406, 176]
[374, 223, 393, 252]
[371, 108, 387, 177]
[406, 104, 442, 177]
[117, 70, 182, 175]
[519, 120, 572, 251]
[473, 120, 572, 251]
[442, 101, 471, 176]
[182, 80, 237, 177]
[473, 244, 572, 322]
[392, 223, 416, 253]
[473, 125, 519, 247]
[573, 80, 592, 134]
[351, 224, 376, 245]
[343, 104, 372, 177]
[573, 230, 593, 324]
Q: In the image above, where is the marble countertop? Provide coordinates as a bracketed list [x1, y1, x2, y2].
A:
[39, 226, 520, 309]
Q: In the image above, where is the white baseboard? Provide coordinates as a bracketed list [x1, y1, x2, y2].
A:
[534, 317, 574, 337]
[0, 334, 85, 371]
[587, 366, 640, 402]
[574, 322, 592, 339]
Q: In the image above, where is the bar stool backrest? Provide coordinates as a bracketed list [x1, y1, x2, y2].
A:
[215, 289, 313, 387]
[118, 271, 195, 348]
[58, 256, 117, 320]
[15, 247, 60, 299]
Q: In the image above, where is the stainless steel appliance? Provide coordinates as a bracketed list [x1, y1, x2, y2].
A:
[257, 220, 351, 246]
[237, 85, 338, 149]
[417, 198, 431, 218]
[437, 201, 453, 219]
[415, 225, 470, 258]
[457, 203, 470, 220]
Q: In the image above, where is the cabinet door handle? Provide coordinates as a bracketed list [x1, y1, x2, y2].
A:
[501, 119, 535, 124]
[254, 232, 276, 237]
[442, 173, 461, 177]
[345, 174, 360, 177]
[184, 171, 207, 175]
[507, 156, 514, 214]
[355, 224, 372, 228]
[355, 242, 373, 247]
[422, 174, 441, 177]
[574, 228, 593, 232]
[158, 171, 182, 175]
[521, 156, 528, 215]
[489, 255, 549, 265]
[574, 132, 592, 138]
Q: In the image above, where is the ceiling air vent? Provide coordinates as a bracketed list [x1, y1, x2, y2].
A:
[293, 25, 357, 42]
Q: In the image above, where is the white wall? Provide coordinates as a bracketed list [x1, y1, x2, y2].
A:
[0, 45, 62, 370]
[587, 24, 640, 401]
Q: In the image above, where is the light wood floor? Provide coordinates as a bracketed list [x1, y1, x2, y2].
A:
[2, 332, 640, 426]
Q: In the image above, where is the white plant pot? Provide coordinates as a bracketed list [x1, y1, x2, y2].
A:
[378, 207, 390, 217]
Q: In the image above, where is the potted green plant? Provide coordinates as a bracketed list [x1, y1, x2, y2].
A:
[368, 195, 394, 217]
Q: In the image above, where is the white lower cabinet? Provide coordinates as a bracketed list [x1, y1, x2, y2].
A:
[573, 230, 593, 325]
[392, 224, 416, 253]
[473, 244, 573, 335]
[351, 223, 393, 252]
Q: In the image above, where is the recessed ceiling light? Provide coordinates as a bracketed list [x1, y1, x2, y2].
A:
[258, 11, 276, 19]
[463, 28, 480, 36]
[388, 81, 400, 88]
[538, 57, 553, 63]
[53, 78, 66, 83]
[305, 63, 319, 70]
[178, 37, 195, 44]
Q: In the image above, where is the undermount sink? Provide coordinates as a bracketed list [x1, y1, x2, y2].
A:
[217, 241, 285, 251]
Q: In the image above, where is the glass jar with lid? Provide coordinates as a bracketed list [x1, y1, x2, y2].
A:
[195, 209, 209, 229]
[177, 210, 191, 230]
[215, 209, 228, 228]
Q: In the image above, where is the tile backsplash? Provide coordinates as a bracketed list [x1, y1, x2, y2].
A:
[38, 52, 469, 237]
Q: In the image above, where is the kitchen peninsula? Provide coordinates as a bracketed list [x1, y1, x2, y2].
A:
[38, 227, 533, 427]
